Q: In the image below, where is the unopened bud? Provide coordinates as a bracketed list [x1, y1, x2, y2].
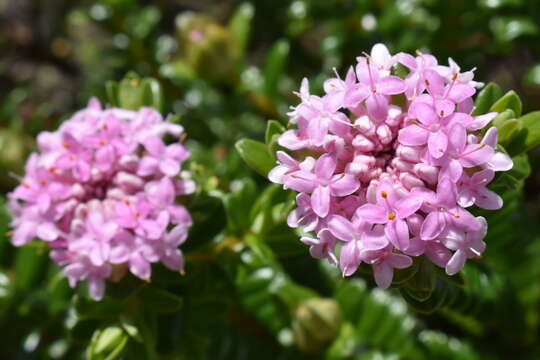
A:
[292, 298, 342, 353]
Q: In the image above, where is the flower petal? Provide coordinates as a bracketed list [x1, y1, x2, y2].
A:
[420, 211, 447, 240]
[355, 204, 388, 224]
[311, 185, 331, 218]
[327, 215, 355, 242]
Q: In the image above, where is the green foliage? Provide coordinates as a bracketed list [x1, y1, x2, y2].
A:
[235, 139, 275, 176]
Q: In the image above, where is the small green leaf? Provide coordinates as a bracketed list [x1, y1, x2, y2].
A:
[159, 60, 196, 82]
[401, 259, 436, 302]
[518, 111, 540, 152]
[141, 78, 163, 112]
[14, 245, 48, 291]
[492, 109, 516, 129]
[498, 118, 522, 145]
[473, 82, 503, 116]
[235, 138, 275, 176]
[228, 3, 254, 55]
[184, 195, 226, 248]
[524, 64, 540, 86]
[265, 120, 285, 145]
[224, 178, 257, 234]
[489, 90, 522, 117]
[105, 82, 119, 107]
[263, 40, 290, 100]
[400, 278, 449, 314]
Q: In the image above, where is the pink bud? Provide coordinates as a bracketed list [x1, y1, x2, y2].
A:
[396, 145, 422, 162]
[414, 163, 439, 184]
[399, 172, 424, 190]
[376, 124, 393, 145]
[352, 134, 375, 151]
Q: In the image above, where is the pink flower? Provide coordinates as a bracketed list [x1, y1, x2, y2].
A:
[457, 170, 502, 210]
[361, 244, 413, 289]
[283, 154, 359, 218]
[439, 217, 487, 275]
[356, 181, 422, 250]
[269, 43, 511, 287]
[8, 98, 194, 300]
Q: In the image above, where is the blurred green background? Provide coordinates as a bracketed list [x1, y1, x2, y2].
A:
[1, 0, 540, 359]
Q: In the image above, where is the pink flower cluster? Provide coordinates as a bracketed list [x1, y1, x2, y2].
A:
[270, 44, 513, 288]
[8, 99, 194, 300]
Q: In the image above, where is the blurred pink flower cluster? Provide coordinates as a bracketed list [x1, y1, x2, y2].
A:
[8, 99, 194, 300]
[270, 44, 512, 288]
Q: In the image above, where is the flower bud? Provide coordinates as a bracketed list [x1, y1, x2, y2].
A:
[376, 124, 393, 145]
[391, 158, 415, 172]
[399, 172, 424, 190]
[292, 298, 342, 353]
[414, 163, 439, 184]
[354, 115, 374, 135]
[176, 12, 240, 82]
[396, 144, 422, 162]
[352, 134, 375, 151]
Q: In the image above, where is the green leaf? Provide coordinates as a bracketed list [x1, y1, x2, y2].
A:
[14, 245, 48, 291]
[105, 82, 119, 107]
[265, 120, 285, 145]
[473, 82, 503, 116]
[228, 3, 254, 55]
[489, 90, 522, 117]
[524, 64, 540, 86]
[492, 109, 516, 129]
[400, 278, 449, 314]
[141, 78, 163, 112]
[498, 119, 522, 146]
[401, 258, 436, 302]
[184, 195, 227, 249]
[518, 111, 540, 152]
[159, 60, 196, 82]
[137, 286, 183, 313]
[263, 40, 290, 100]
[235, 138, 275, 176]
[224, 178, 257, 234]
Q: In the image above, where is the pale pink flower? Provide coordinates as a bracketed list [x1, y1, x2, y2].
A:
[8, 99, 194, 300]
[269, 44, 511, 287]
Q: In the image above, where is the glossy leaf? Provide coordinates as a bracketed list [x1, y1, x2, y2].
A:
[263, 40, 290, 100]
[518, 111, 540, 152]
[265, 120, 285, 145]
[228, 3, 254, 55]
[235, 138, 275, 176]
[489, 90, 522, 117]
[473, 82, 503, 116]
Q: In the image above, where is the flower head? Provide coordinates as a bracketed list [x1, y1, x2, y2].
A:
[8, 99, 194, 300]
[271, 44, 512, 287]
